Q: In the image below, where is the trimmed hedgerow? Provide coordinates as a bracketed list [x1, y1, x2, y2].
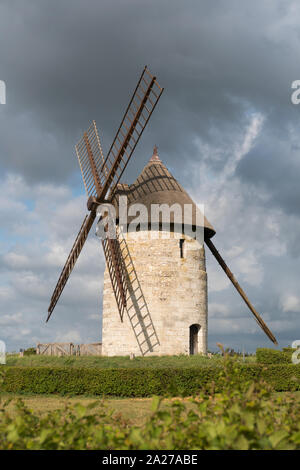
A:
[256, 348, 295, 365]
[2, 360, 300, 450]
[283, 347, 297, 360]
[1, 364, 300, 396]
[23, 347, 36, 356]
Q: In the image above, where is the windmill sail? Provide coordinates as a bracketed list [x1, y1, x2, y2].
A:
[47, 67, 163, 321]
[205, 237, 278, 345]
[102, 234, 128, 322]
[97, 66, 164, 200]
[47, 211, 96, 321]
[75, 121, 107, 198]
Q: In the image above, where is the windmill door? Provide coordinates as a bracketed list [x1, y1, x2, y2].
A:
[189, 324, 200, 355]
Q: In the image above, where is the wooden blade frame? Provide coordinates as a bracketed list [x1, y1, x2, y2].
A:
[47, 66, 163, 322]
[75, 121, 106, 198]
[102, 229, 128, 322]
[101, 66, 164, 199]
[76, 67, 164, 205]
[47, 211, 96, 322]
[205, 238, 278, 345]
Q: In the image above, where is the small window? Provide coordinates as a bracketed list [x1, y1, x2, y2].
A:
[179, 239, 185, 258]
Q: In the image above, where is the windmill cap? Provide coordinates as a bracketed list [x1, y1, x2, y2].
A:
[111, 149, 216, 238]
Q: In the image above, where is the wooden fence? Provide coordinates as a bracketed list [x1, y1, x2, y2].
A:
[36, 342, 102, 356]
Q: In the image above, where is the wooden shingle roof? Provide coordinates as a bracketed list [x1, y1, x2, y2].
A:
[111, 148, 215, 239]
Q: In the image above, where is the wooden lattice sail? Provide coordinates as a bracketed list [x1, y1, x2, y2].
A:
[47, 67, 164, 323]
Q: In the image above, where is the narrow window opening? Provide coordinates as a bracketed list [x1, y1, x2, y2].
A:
[189, 324, 200, 355]
[179, 239, 185, 258]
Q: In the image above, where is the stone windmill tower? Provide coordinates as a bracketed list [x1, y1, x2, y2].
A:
[47, 66, 277, 355]
[102, 146, 215, 356]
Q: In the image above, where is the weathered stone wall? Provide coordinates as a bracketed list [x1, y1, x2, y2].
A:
[102, 230, 207, 356]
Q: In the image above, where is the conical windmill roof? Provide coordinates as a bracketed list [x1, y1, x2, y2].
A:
[111, 147, 215, 239]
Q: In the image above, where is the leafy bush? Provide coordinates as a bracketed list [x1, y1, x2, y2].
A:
[23, 347, 36, 356]
[283, 348, 297, 360]
[1, 362, 300, 396]
[1, 360, 300, 449]
[256, 348, 295, 364]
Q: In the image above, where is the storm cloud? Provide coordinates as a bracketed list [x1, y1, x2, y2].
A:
[0, 0, 300, 351]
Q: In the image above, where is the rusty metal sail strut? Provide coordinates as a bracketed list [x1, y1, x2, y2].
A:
[205, 237, 278, 345]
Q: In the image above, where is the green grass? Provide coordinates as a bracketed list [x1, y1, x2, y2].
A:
[1, 391, 299, 425]
[0, 393, 195, 424]
[6, 353, 256, 368]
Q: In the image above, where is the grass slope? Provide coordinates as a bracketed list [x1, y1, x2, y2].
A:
[6, 354, 255, 368]
[0, 394, 196, 424]
[2, 392, 299, 424]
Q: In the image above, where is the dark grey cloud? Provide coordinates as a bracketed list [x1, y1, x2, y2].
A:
[1, 0, 300, 186]
[237, 127, 300, 218]
[1, 0, 300, 352]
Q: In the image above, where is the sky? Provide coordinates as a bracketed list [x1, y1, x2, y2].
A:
[0, 0, 300, 353]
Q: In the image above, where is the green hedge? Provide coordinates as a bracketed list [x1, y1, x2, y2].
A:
[2, 380, 300, 449]
[1, 382, 300, 450]
[1, 364, 300, 396]
[256, 348, 295, 364]
[23, 347, 36, 356]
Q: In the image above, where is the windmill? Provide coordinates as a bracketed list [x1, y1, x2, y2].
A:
[47, 66, 277, 353]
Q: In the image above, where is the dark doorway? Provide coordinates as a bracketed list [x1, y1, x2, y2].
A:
[189, 324, 200, 355]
